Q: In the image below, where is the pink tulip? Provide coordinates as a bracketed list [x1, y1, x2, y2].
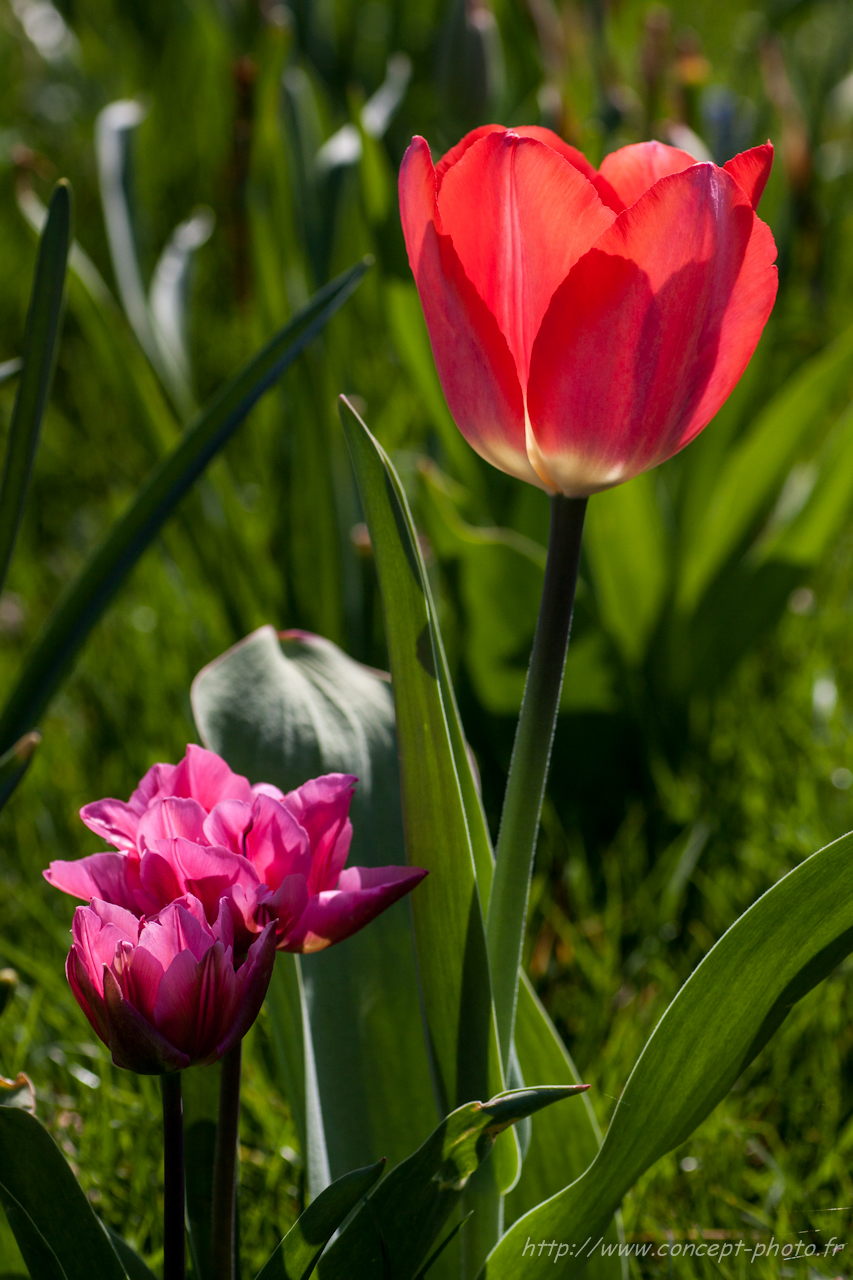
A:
[46, 745, 427, 955]
[67, 895, 276, 1073]
[399, 126, 778, 496]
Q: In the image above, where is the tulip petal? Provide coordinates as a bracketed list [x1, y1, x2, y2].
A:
[724, 142, 773, 211]
[508, 126, 626, 212]
[244, 793, 311, 888]
[116, 941, 165, 1026]
[66, 949, 110, 1042]
[137, 897, 216, 969]
[153, 944, 233, 1062]
[268, 872, 309, 940]
[399, 137, 538, 489]
[435, 124, 505, 189]
[127, 761, 178, 813]
[170, 743, 253, 810]
[203, 799, 254, 853]
[79, 799, 141, 851]
[282, 773, 356, 893]
[102, 967, 190, 1073]
[527, 164, 778, 495]
[282, 865, 428, 954]
[138, 796, 208, 850]
[598, 140, 696, 209]
[437, 130, 616, 385]
[217, 922, 277, 1057]
[45, 852, 139, 912]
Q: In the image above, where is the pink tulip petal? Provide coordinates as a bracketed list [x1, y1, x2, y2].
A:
[399, 137, 536, 488]
[437, 130, 615, 386]
[203, 800, 254, 854]
[170, 744, 253, 810]
[45, 853, 139, 913]
[137, 851, 183, 911]
[137, 897, 216, 969]
[282, 774, 355, 893]
[217, 922, 277, 1057]
[245, 793, 311, 889]
[127, 762, 178, 813]
[527, 164, 778, 494]
[138, 797, 208, 849]
[282, 865, 428, 954]
[251, 781, 285, 802]
[102, 967, 190, 1073]
[116, 941, 165, 1026]
[142, 837, 263, 922]
[66, 949, 110, 1042]
[724, 142, 773, 211]
[268, 873, 309, 940]
[153, 944, 234, 1062]
[79, 799, 141, 852]
[70, 901, 138, 999]
[598, 140, 696, 209]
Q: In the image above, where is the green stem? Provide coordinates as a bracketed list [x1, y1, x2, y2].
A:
[161, 1073, 186, 1280]
[486, 494, 587, 1068]
[210, 1042, 242, 1280]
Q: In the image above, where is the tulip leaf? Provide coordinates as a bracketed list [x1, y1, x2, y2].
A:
[0, 1183, 67, 1280]
[256, 1158, 385, 1280]
[0, 1108, 127, 1280]
[192, 627, 436, 1183]
[0, 258, 369, 757]
[338, 397, 516, 1191]
[317, 1087, 588, 1280]
[103, 1226, 158, 1280]
[0, 731, 41, 815]
[480, 828, 853, 1280]
[677, 321, 853, 614]
[0, 180, 71, 599]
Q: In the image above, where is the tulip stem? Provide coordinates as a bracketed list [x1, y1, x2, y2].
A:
[161, 1073, 186, 1280]
[210, 1042, 242, 1280]
[486, 493, 587, 1069]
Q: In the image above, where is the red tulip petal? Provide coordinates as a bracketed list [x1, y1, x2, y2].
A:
[399, 137, 537, 487]
[724, 142, 773, 211]
[527, 165, 778, 494]
[282, 865, 428, 954]
[45, 852, 139, 912]
[598, 140, 696, 209]
[437, 130, 616, 386]
[435, 124, 505, 189]
[510, 126, 626, 212]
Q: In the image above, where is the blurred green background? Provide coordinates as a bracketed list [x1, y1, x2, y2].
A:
[3, 0, 853, 1273]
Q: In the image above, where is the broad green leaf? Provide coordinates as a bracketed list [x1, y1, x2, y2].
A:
[256, 1159, 385, 1280]
[192, 627, 435, 1183]
[0, 1184, 66, 1280]
[0, 259, 368, 756]
[319, 1088, 587, 1280]
[583, 473, 669, 667]
[505, 978, 621, 1279]
[0, 1108, 127, 1280]
[103, 1226, 157, 1280]
[677, 321, 853, 614]
[0, 732, 41, 815]
[480, 828, 853, 1280]
[0, 181, 70, 598]
[338, 398, 516, 1191]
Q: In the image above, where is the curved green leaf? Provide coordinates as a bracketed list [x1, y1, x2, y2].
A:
[0, 1108, 127, 1280]
[0, 731, 41, 814]
[319, 1088, 587, 1280]
[103, 1225, 157, 1280]
[0, 1183, 67, 1280]
[256, 1159, 385, 1280]
[0, 259, 369, 755]
[0, 181, 71, 598]
[481, 828, 853, 1279]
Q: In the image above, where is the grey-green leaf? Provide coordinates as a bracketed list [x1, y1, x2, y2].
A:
[256, 1159, 385, 1280]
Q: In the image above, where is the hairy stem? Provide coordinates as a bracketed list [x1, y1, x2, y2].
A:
[486, 494, 587, 1068]
[161, 1072, 186, 1280]
[210, 1042, 242, 1280]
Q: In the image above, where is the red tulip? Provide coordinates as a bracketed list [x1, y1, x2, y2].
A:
[46, 745, 427, 955]
[67, 895, 276, 1073]
[399, 126, 778, 496]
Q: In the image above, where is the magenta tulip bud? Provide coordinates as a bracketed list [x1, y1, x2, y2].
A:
[46, 744, 427, 957]
[66, 894, 276, 1073]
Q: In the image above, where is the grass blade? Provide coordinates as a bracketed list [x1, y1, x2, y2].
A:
[0, 259, 369, 753]
[0, 181, 71, 597]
